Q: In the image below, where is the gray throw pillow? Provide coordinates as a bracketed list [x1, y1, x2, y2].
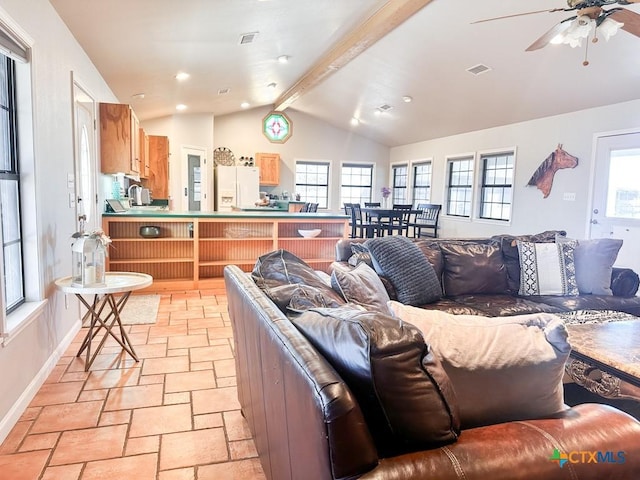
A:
[558, 236, 622, 295]
[331, 263, 391, 314]
[365, 236, 442, 306]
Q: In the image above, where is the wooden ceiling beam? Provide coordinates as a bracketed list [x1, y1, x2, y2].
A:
[273, 0, 435, 112]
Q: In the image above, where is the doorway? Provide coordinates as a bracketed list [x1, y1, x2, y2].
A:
[590, 131, 640, 272]
[72, 75, 98, 231]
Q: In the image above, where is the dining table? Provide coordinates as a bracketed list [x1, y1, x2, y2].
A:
[361, 207, 421, 237]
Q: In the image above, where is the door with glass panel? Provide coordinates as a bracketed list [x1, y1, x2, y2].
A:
[590, 131, 640, 272]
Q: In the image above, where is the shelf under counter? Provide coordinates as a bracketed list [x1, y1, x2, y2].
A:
[103, 213, 348, 291]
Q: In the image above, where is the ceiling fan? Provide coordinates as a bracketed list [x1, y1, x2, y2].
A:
[473, 0, 640, 64]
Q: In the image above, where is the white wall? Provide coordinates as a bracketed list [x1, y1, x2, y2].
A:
[390, 99, 640, 239]
[0, 0, 117, 441]
[142, 113, 214, 211]
[214, 106, 390, 212]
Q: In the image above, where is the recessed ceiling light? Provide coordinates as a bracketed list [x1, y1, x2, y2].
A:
[176, 104, 187, 111]
[175, 72, 190, 81]
[277, 55, 289, 64]
[402, 95, 413, 103]
[240, 102, 250, 109]
[350, 117, 360, 126]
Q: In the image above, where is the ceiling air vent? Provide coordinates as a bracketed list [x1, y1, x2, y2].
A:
[239, 32, 259, 45]
[466, 64, 492, 76]
[377, 104, 393, 112]
[217, 88, 230, 95]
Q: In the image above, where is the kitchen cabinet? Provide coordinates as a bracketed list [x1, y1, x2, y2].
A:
[142, 135, 170, 199]
[99, 102, 141, 175]
[139, 128, 149, 178]
[255, 152, 280, 186]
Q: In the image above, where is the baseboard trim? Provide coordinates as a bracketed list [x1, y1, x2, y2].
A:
[0, 319, 81, 444]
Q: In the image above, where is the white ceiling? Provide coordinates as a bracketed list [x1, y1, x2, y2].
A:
[49, 0, 640, 147]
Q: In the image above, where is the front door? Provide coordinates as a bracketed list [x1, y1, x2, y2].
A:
[72, 77, 98, 230]
[590, 131, 640, 272]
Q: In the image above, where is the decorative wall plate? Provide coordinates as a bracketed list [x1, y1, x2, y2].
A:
[213, 147, 236, 166]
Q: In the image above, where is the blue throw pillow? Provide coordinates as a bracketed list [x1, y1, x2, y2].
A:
[365, 236, 442, 306]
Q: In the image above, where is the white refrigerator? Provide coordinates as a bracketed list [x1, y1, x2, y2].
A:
[215, 166, 260, 211]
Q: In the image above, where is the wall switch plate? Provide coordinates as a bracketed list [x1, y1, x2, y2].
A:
[563, 192, 576, 201]
[67, 173, 75, 189]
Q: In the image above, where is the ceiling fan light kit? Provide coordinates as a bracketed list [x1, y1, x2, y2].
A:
[473, 0, 640, 65]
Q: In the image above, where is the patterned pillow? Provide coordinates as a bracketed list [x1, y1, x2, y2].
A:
[348, 243, 374, 268]
[517, 241, 578, 296]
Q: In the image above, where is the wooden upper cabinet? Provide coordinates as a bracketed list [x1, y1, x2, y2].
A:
[255, 152, 280, 186]
[139, 128, 150, 179]
[100, 102, 140, 175]
[142, 135, 170, 199]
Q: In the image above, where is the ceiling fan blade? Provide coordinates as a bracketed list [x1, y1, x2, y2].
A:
[525, 20, 574, 51]
[471, 8, 564, 24]
[610, 8, 640, 37]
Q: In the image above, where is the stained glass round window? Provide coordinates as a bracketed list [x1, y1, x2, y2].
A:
[262, 111, 292, 143]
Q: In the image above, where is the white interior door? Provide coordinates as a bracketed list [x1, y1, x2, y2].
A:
[590, 131, 640, 271]
[72, 76, 98, 230]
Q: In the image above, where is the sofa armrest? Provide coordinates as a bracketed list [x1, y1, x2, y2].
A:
[611, 267, 640, 297]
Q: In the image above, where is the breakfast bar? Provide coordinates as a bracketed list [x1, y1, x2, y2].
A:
[102, 210, 348, 291]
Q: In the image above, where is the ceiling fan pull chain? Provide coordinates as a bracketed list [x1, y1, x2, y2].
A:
[583, 34, 590, 66]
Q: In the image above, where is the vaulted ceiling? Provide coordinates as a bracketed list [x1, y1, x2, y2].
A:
[50, 0, 640, 146]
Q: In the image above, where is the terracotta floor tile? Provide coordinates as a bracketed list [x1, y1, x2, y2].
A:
[190, 361, 214, 371]
[216, 376, 237, 388]
[49, 424, 127, 465]
[78, 388, 109, 402]
[133, 343, 168, 358]
[84, 366, 141, 390]
[187, 318, 225, 330]
[59, 371, 90, 383]
[19, 406, 42, 422]
[0, 420, 31, 454]
[192, 387, 240, 415]
[224, 410, 252, 441]
[229, 439, 258, 460]
[30, 400, 102, 434]
[44, 364, 67, 384]
[99, 409, 132, 426]
[0, 450, 51, 480]
[168, 348, 189, 357]
[18, 432, 60, 452]
[129, 404, 193, 437]
[190, 345, 233, 363]
[167, 334, 209, 350]
[160, 428, 227, 470]
[104, 383, 164, 410]
[29, 381, 84, 407]
[207, 326, 234, 340]
[148, 325, 188, 338]
[197, 458, 266, 480]
[194, 413, 223, 430]
[165, 370, 216, 393]
[142, 355, 190, 375]
[158, 467, 195, 480]
[171, 309, 205, 321]
[41, 463, 83, 480]
[214, 358, 236, 378]
[139, 373, 166, 385]
[125, 435, 159, 456]
[82, 452, 157, 480]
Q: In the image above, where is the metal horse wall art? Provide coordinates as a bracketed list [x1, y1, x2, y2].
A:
[527, 144, 578, 198]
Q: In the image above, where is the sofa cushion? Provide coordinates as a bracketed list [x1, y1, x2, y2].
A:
[331, 263, 391, 314]
[558, 237, 623, 295]
[517, 240, 579, 296]
[439, 241, 509, 296]
[365, 236, 442, 306]
[388, 301, 571, 428]
[291, 306, 460, 456]
[493, 231, 565, 293]
[252, 249, 345, 311]
[414, 239, 444, 280]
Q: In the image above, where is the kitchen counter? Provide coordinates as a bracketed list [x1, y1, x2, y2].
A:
[102, 212, 349, 291]
[103, 210, 347, 219]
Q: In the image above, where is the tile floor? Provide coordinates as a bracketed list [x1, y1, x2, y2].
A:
[0, 283, 267, 480]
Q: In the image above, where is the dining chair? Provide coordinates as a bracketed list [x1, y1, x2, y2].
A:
[363, 202, 381, 226]
[300, 202, 311, 212]
[308, 203, 319, 212]
[408, 203, 441, 238]
[349, 203, 377, 238]
[379, 204, 412, 236]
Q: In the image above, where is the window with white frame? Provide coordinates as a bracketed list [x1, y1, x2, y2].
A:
[479, 151, 514, 221]
[412, 161, 432, 206]
[446, 156, 474, 217]
[295, 161, 329, 209]
[340, 163, 372, 206]
[391, 164, 408, 205]
[0, 54, 24, 315]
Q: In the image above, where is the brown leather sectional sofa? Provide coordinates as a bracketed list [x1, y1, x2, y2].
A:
[224, 255, 640, 480]
[334, 232, 640, 317]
